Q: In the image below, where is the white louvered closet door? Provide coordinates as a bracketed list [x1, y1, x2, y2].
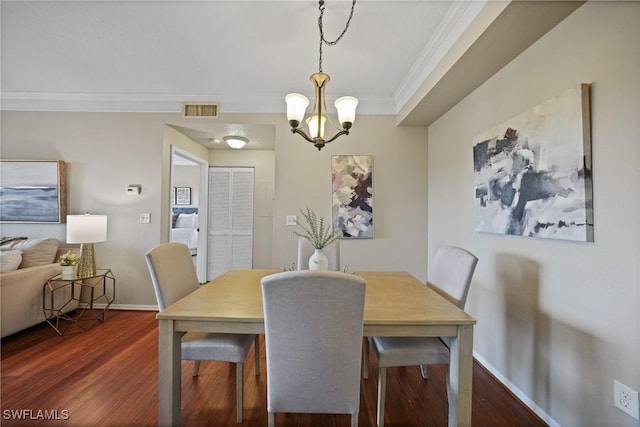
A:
[207, 167, 254, 281]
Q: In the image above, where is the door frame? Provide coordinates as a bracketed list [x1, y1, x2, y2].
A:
[170, 146, 209, 282]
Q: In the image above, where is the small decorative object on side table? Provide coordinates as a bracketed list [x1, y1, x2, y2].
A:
[42, 269, 115, 335]
[58, 250, 79, 278]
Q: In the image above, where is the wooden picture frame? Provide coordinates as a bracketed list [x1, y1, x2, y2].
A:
[0, 160, 67, 223]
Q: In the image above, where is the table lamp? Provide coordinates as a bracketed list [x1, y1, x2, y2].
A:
[66, 214, 108, 277]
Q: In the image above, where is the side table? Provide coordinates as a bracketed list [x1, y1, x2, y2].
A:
[42, 269, 115, 335]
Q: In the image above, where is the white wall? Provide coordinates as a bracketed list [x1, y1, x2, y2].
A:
[427, 3, 640, 426]
[172, 165, 200, 206]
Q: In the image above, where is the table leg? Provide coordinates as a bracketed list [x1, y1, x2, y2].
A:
[158, 319, 182, 426]
[447, 324, 473, 426]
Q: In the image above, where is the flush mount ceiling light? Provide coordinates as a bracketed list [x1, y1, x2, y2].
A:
[285, 0, 358, 151]
[223, 136, 249, 149]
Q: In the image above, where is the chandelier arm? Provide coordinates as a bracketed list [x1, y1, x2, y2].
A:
[322, 129, 350, 145]
[291, 127, 317, 144]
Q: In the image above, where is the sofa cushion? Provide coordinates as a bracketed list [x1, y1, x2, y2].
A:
[0, 238, 59, 268]
[0, 250, 23, 272]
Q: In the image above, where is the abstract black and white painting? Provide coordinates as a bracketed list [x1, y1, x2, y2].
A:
[332, 155, 373, 238]
[0, 160, 67, 223]
[473, 84, 593, 242]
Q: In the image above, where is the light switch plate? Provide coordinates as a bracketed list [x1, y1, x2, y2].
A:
[285, 215, 297, 226]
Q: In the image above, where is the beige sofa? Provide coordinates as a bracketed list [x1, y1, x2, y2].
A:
[0, 238, 78, 338]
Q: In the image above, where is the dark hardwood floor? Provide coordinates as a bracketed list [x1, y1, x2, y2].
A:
[1, 310, 547, 426]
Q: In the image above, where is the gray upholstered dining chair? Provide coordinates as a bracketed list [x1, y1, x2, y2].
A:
[296, 238, 341, 271]
[363, 246, 478, 427]
[261, 270, 366, 427]
[145, 242, 260, 423]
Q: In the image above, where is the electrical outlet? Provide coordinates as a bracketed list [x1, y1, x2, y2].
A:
[614, 380, 639, 420]
[139, 213, 151, 224]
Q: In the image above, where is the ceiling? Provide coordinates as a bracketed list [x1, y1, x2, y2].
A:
[1, 1, 488, 149]
[0, 1, 584, 150]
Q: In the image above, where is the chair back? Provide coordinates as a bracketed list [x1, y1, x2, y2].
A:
[429, 246, 478, 309]
[145, 242, 200, 310]
[261, 270, 366, 415]
[296, 238, 340, 271]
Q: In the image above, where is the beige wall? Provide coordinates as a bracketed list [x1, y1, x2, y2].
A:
[272, 115, 429, 277]
[427, 3, 640, 426]
[0, 111, 429, 308]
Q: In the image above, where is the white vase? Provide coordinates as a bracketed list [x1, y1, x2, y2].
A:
[61, 265, 76, 277]
[309, 249, 329, 271]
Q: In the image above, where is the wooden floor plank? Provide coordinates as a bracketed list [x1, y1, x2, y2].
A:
[1, 310, 547, 426]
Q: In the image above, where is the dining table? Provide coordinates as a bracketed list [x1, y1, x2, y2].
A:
[156, 269, 476, 426]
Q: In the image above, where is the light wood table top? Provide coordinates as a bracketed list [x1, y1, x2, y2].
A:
[157, 269, 475, 333]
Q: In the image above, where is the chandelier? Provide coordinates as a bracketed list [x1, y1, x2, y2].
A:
[285, 0, 358, 151]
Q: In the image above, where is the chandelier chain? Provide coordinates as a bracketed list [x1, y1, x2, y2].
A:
[317, 0, 356, 72]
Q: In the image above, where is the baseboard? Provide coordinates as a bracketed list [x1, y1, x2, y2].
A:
[473, 351, 559, 427]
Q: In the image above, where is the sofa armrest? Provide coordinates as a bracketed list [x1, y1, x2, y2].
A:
[1, 263, 64, 338]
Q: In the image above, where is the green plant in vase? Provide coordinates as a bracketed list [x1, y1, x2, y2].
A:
[59, 250, 79, 276]
[59, 250, 79, 266]
[292, 208, 341, 270]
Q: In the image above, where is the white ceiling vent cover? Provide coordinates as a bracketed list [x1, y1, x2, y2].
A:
[182, 102, 220, 118]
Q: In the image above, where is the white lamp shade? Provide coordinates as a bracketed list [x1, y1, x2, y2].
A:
[335, 96, 359, 125]
[306, 115, 326, 139]
[66, 214, 108, 244]
[285, 93, 310, 123]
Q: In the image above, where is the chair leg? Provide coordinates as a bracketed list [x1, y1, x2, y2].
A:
[420, 364, 429, 379]
[192, 360, 201, 377]
[236, 362, 244, 423]
[351, 412, 359, 427]
[254, 335, 260, 376]
[267, 412, 275, 427]
[363, 338, 370, 380]
[377, 367, 387, 427]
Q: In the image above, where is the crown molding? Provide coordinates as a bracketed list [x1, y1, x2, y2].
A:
[1, 91, 395, 115]
[393, 0, 486, 115]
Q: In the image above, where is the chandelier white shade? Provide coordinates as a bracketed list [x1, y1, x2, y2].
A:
[334, 96, 359, 125]
[285, 93, 310, 125]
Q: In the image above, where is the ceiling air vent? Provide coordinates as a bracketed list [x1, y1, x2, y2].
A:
[182, 102, 219, 118]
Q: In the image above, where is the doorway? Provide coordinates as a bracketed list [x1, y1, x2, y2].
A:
[170, 146, 209, 282]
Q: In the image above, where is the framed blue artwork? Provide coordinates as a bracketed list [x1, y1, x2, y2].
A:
[0, 160, 67, 223]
